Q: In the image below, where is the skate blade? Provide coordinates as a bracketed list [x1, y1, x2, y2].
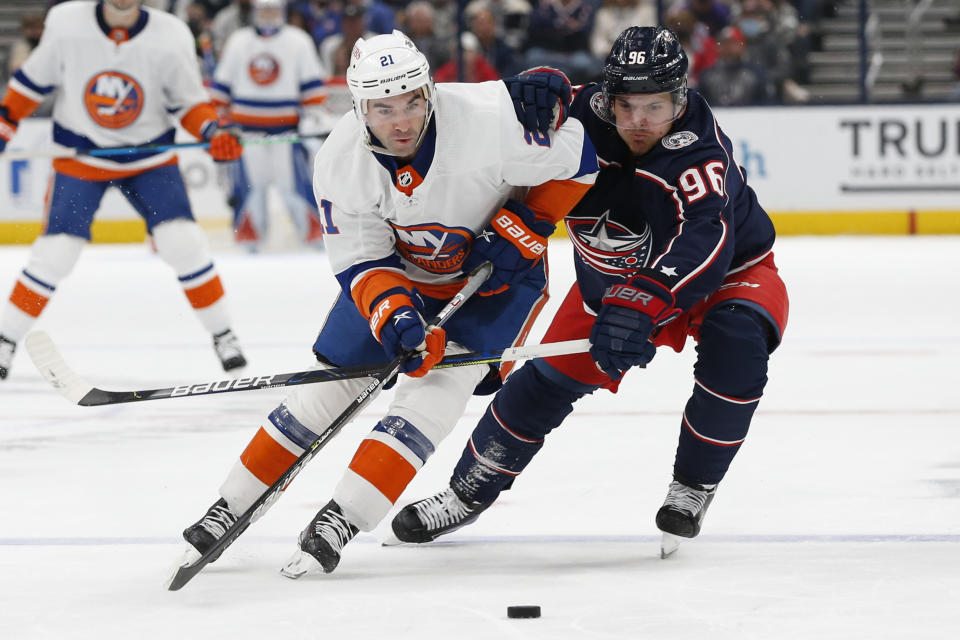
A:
[280, 549, 323, 579]
[660, 532, 683, 559]
[164, 545, 202, 589]
[379, 531, 404, 547]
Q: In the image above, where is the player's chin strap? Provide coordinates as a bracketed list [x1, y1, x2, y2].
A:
[0, 133, 328, 161]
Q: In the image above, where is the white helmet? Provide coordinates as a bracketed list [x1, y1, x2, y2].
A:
[252, 0, 286, 35]
[347, 30, 436, 155]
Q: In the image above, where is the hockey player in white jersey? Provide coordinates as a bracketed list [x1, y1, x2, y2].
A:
[0, 0, 248, 380]
[177, 31, 598, 578]
[210, 0, 329, 250]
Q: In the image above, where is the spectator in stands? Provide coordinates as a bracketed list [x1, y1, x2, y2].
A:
[320, 4, 376, 73]
[590, 0, 656, 60]
[184, 2, 218, 81]
[354, 0, 396, 34]
[301, 0, 344, 47]
[466, 0, 532, 52]
[671, 0, 730, 36]
[402, 1, 451, 68]
[665, 8, 717, 87]
[524, 0, 598, 83]
[428, 0, 458, 42]
[698, 25, 773, 105]
[735, 0, 809, 103]
[8, 13, 45, 76]
[212, 0, 254, 53]
[433, 31, 501, 82]
[172, 0, 234, 21]
[951, 44, 960, 101]
[467, 3, 521, 76]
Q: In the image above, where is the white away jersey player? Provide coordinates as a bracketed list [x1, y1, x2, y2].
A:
[209, 25, 327, 132]
[7, 1, 216, 178]
[314, 80, 598, 301]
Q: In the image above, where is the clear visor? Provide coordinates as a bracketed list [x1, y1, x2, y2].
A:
[592, 88, 686, 131]
[361, 87, 431, 129]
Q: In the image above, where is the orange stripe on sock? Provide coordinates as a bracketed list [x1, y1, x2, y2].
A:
[240, 427, 298, 486]
[348, 439, 417, 503]
[184, 275, 224, 309]
[10, 281, 49, 317]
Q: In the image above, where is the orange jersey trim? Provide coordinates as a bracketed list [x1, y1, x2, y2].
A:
[524, 179, 593, 224]
[10, 281, 50, 317]
[301, 95, 327, 106]
[180, 102, 218, 140]
[348, 439, 417, 503]
[1, 87, 41, 122]
[240, 427, 298, 486]
[351, 269, 415, 317]
[184, 275, 224, 309]
[52, 156, 178, 181]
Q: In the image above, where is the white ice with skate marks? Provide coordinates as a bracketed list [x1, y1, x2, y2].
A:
[1, 237, 959, 639]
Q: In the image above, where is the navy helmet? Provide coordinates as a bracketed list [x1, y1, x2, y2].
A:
[592, 26, 689, 129]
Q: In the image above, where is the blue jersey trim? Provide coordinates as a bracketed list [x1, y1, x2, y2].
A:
[96, 1, 149, 41]
[299, 79, 324, 92]
[178, 263, 214, 283]
[209, 81, 231, 97]
[334, 255, 406, 303]
[573, 130, 600, 179]
[12, 69, 55, 96]
[231, 97, 300, 108]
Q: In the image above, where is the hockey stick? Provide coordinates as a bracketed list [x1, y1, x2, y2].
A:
[165, 262, 493, 590]
[24, 331, 590, 407]
[0, 133, 326, 161]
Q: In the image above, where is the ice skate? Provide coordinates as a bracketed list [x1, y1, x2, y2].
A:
[0, 335, 16, 380]
[180, 498, 242, 565]
[281, 500, 358, 578]
[656, 478, 717, 558]
[391, 487, 491, 544]
[212, 329, 247, 372]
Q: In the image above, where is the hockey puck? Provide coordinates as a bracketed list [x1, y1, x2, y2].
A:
[507, 605, 541, 619]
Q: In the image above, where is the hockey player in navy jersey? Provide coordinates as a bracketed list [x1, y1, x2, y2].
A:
[392, 26, 790, 558]
[175, 30, 598, 578]
[0, 0, 248, 380]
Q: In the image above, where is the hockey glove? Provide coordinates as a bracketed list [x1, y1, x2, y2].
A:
[369, 289, 446, 377]
[201, 120, 243, 163]
[463, 199, 555, 296]
[590, 274, 681, 380]
[0, 106, 18, 152]
[504, 66, 571, 136]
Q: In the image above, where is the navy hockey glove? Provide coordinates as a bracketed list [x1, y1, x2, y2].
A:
[504, 66, 571, 136]
[369, 288, 446, 377]
[464, 199, 555, 296]
[0, 106, 18, 152]
[590, 274, 681, 380]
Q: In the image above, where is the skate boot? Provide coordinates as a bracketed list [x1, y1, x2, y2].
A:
[390, 487, 491, 544]
[0, 335, 15, 380]
[180, 498, 243, 565]
[656, 477, 717, 558]
[213, 329, 247, 372]
[281, 500, 359, 578]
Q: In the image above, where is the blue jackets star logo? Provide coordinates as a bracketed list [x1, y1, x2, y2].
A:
[566, 211, 653, 275]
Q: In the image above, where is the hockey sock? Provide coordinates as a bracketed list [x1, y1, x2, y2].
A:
[674, 305, 770, 484]
[451, 363, 585, 504]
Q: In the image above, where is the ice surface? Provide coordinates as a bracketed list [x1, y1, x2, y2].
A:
[1, 236, 959, 639]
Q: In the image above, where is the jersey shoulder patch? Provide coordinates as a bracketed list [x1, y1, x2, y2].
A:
[661, 130, 698, 150]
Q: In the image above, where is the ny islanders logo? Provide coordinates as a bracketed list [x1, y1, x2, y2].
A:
[392, 223, 473, 274]
[249, 54, 280, 85]
[84, 71, 143, 129]
[566, 211, 653, 275]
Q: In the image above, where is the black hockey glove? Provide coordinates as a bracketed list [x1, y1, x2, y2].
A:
[463, 199, 555, 296]
[503, 66, 571, 136]
[590, 273, 680, 380]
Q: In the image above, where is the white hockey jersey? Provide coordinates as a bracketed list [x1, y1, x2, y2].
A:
[6, 1, 216, 179]
[314, 81, 598, 308]
[210, 25, 327, 132]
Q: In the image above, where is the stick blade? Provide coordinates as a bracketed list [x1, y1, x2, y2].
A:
[24, 331, 94, 405]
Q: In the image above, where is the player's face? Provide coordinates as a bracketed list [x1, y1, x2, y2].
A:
[611, 92, 679, 156]
[363, 90, 429, 159]
[106, 0, 141, 12]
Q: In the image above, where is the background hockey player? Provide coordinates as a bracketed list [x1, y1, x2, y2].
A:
[177, 30, 598, 578]
[0, 0, 247, 380]
[392, 26, 790, 558]
[210, 0, 330, 250]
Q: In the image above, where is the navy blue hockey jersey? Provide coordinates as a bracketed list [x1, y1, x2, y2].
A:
[565, 85, 776, 312]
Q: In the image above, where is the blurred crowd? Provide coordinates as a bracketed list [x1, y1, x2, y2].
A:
[12, 0, 948, 107]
